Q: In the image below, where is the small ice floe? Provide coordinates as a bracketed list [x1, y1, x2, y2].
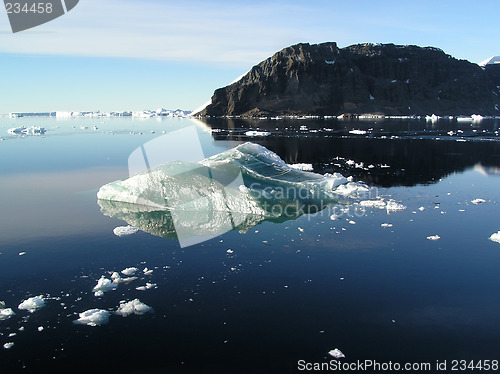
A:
[349, 129, 367, 135]
[427, 235, 441, 241]
[113, 225, 139, 237]
[288, 163, 314, 171]
[121, 267, 139, 276]
[348, 220, 356, 225]
[418, 206, 425, 211]
[360, 199, 386, 209]
[73, 309, 110, 327]
[226, 249, 234, 254]
[18, 252, 27, 256]
[115, 299, 153, 317]
[18, 295, 46, 313]
[298, 227, 304, 232]
[3, 342, 14, 349]
[0, 303, 16, 321]
[334, 182, 370, 197]
[110, 271, 137, 284]
[7, 126, 46, 135]
[381, 223, 393, 228]
[489, 231, 500, 244]
[143, 267, 154, 275]
[328, 348, 345, 358]
[37, 326, 44, 332]
[386, 200, 407, 213]
[135, 283, 157, 291]
[93, 277, 118, 297]
[471, 198, 486, 205]
[244, 131, 270, 137]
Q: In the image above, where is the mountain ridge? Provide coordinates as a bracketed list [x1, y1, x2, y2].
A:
[196, 42, 500, 117]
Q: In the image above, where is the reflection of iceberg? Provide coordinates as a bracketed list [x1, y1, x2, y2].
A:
[97, 143, 347, 246]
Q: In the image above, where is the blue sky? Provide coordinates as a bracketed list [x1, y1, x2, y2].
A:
[0, 0, 498, 113]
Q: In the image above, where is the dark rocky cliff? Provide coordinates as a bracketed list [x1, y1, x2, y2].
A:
[197, 42, 500, 117]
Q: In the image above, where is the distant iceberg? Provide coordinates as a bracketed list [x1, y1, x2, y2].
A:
[7, 126, 46, 136]
[97, 143, 349, 246]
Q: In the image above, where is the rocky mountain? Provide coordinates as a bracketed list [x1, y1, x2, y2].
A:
[197, 42, 500, 117]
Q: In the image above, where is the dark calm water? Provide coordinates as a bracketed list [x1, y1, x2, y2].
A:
[1, 116, 500, 373]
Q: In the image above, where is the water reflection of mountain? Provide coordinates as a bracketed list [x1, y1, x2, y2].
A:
[201, 118, 500, 187]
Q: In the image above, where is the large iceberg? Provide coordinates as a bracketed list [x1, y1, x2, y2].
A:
[97, 142, 349, 246]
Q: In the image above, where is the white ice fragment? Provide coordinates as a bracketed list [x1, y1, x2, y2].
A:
[244, 131, 270, 137]
[143, 267, 154, 275]
[18, 252, 26, 256]
[418, 206, 425, 211]
[135, 283, 157, 291]
[386, 200, 407, 213]
[113, 276, 138, 284]
[121, 267, 139, 276]
[113, 225, 139, 237]
[381, 223, 393, 228]
[328, 348, 345, 358]
[3, 342, 14, 349]
[93, 277, 118, 296]
[73, 309, 110, 326]
[8, 126, 46, 135]
[427, 235, 441, 241]
[18, 295, 46, 313]
[298, 227, 304, 232]
[115, 299, 153, 317]
[288, 163, 314, 171]
[349, 129, 367, 135]
[226, 249, 234, 254]
[471, 198, 486, 205]
[348, 220, 356, 225]
[489, 231, 500, 244]
[37, 326, 44, 332]
[360, 200, 386, 209]
[0, 307, 16, 321]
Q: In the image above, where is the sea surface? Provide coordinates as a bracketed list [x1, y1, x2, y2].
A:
[1, 115, 500, 373]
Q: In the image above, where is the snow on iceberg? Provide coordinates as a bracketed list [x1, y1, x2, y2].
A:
[113, 225, 139, 237]
[18, 295, 46, 313]
[93, 276, 118, 297]
[288, 163, 314, 171]
[489, 231, 500, 244]
[73, 309, 110, 326]
[115, 299, 153, 317]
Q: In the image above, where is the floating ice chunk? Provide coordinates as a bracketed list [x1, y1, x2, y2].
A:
[7, 126, 46, 135]
[135, 283, 157, 291]
[298, 227, 304, 232]
[93, 277, 118, 297]
[381, 223, 393, 228]
[37, 326, 44, 332]
[226, 249, 234, 254]
[334, 182, 369, 197]
[289, 163, 314, 171]
[18, 295, 46, 313]
[113, 276, 138, 284]
[115, 299, 153, 317]
[418, 206, 425, 211]
[18, 252, 26, 256]
[471, 198, 486, 205]
[349, 129, 367, 135]
[0, 307, 16, 321]
[427, 235, 441, 241]
[489, 231, 500, 244]
[328, 348, 345, 358]
[121, 267, 139, 276]
[143, 267, 154, 275]
[360, 200, 386, 209]
[113, 225, 139, 237]
[73, 309, 110, 326]
[386, 200, 407, 213]
[348, 220, 356, 225]
[244, 131, 270, 137]
[3, 342, 14, 349]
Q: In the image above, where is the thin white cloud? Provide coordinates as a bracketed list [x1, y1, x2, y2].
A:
[0, 0, 316, 65]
